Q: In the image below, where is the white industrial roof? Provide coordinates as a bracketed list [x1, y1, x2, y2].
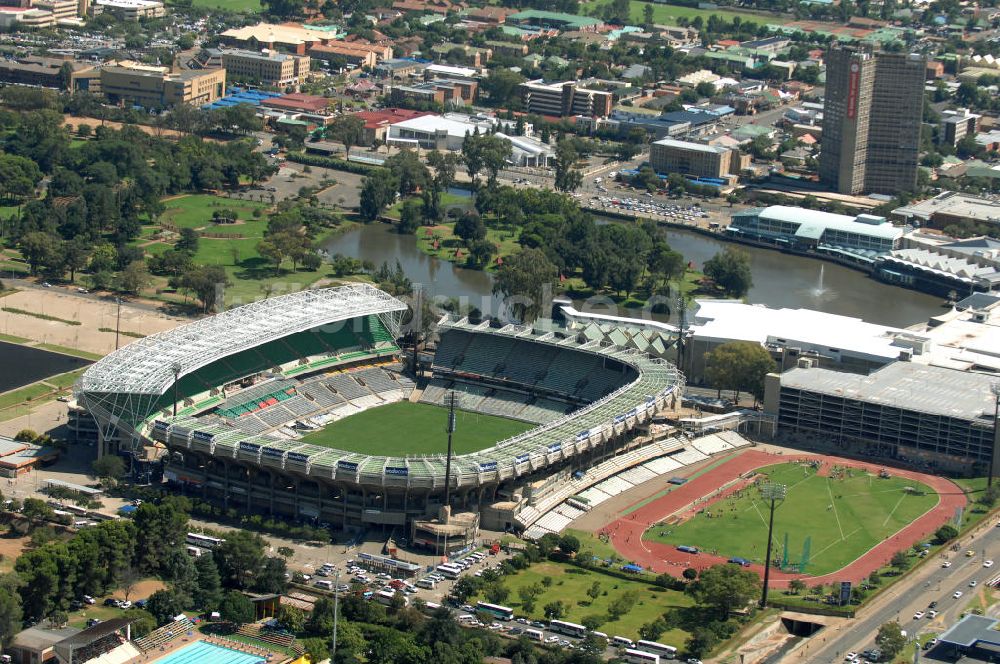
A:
[425, 63, 477, 77]
[690, 299, 916, 362]
[651, 137, 730, 154]
[759, 206, 903, 241]
[79, 285, 406, 396]
[495, 132, 552, 156]
[391, 113, 495, 137]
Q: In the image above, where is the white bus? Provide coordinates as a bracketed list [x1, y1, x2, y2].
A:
[375, 589, 407, 607]
[475, 602, 514, 621]
[419, 601, 441, 615]
[635, 640, 677, 659]
[625, 648, 661, 664]
[416, 578, 437, 590]
[186, 532, 225, 549]
[612, 636, 635, 648]
[436, 564, 462, 579]
[549, 620, 587, 638]
[524, 629, 543, 641]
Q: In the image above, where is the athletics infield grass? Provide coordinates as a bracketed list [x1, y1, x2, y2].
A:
[644, 462, 939, 576]
[300, 401, 533, 455]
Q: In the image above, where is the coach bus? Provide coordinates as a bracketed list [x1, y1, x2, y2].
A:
[549, 620, 587, 638]
[635, 640, 677, 659]
[625, 648, 660, 664]
[475, 602, 514, 621]
[436, 563, 462, 579]
[186, 532, 225, 549]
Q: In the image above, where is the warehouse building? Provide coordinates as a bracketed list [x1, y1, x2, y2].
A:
[763, 362, 999, 471]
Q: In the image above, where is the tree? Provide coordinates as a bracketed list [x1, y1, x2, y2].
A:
[687, 564, 760, 619]
[146, 589, 187, 626]
[979, 484, 1000, 507]
[484, 582, 509, 604]
[176, 227, 199, 254]
[193, 553, 223, 612]
[398, 199, 424, 235]
[117, 261, 151, 295]
[462, 134, 512, 187]
[934, 524, 959, 544]
[493, 247, 558, 323]
[62, 239, 90, 283]
[328, 114, 365, 158]
[890, 551, 909, 572]
[454, 211, 486, 244]
[558, 533, 580, 555]
[173, 264, 230, 313]
[543, 600, 566, 620]
[553, 140, 583, 193]
[703, 341, 777, 403]
[642, 2, 654, 25]
[482, 68, 525, 108]
[277, 605, 306, 633]
[220, 590, 255, 625]
[19, 231, 60, 276]
[682, 567, 698, 581]
[384, 150, 429, 195]
[214, 531, 266, 590]
[0, 573, 22, 650]
[359, 170, 399, 221]
[586, 581, 602, 601]
[607, 590, 638, 619]
[92, 455, 125, 486]
[703, 246, 753, 298]
[788, 579, 807, 595]
[875, 621, 907, 661]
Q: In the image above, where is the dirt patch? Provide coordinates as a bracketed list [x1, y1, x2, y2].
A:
[110, 578, 165, 601]
[0, 532, 28, 572]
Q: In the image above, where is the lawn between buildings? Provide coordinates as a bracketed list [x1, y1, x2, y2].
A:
[300, 401, 533, 455]
[645, 462, 939, 577]
[471, 560, 695, 645]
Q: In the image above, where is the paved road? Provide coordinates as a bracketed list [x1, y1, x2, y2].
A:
[808, 521, 1000, 663]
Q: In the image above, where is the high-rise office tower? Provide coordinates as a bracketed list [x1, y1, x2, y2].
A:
[819, 43, 926, 195]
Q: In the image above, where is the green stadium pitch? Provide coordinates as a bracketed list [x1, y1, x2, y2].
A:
[299, 401, 534, 455]
[644, 462, 939, 576]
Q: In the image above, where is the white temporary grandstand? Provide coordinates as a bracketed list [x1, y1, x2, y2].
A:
[521, 432, 754, 539]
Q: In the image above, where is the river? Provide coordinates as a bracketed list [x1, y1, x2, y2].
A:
[323, 221, 944, 329]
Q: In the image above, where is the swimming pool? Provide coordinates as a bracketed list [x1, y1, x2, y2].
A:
[153, 641, 266, 664]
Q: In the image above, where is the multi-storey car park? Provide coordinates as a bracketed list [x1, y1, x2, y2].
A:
[76, 285, 683, 551]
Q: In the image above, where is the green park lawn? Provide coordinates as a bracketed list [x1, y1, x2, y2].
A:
[474, 561, 694, 644]
[139, 194, 351, 307]
[645, 462, 939, 577]
[187, 0, 261, 10]
[300, 401, 532, 454]
[584, 0, 787, 25]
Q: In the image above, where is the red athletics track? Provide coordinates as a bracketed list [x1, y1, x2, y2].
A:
[603, 449, 967, 587]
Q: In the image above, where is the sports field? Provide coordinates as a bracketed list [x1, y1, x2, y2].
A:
[583, 0, 787, 26]
[300, 401, 532, 455]
[644, 462, 939, 576]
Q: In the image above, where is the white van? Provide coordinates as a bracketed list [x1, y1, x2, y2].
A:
[314, 580, 334, 590]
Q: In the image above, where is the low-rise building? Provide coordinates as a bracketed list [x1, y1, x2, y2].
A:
[260, 92, 330, 115]
[387, 112, 514, 150]
[941, 108, 980, 147]
[353, 107, 433, 145]
[308, 41, 392, 68]
[890, 190, 1000, 231]
[519, 79, 613, 118]
[649, 137, 733, 179]
[100, 62, 225, 107]
[430, 42, 491, 67]
[374, 58, 428, 79]
[506, 9, 602, 33]
[727, 206, 904, 261]
[0, 7, 55, 27]
[0, 56, 97, 90]
[875, 236, 1000, 297]
[33, 0, 77, 20]
[763, 361, 998, 471]
[92, 0, 164, 20]
[389, 77, 477, 106]
[217, 48, 310, 87]
[221, 22, 333, 54]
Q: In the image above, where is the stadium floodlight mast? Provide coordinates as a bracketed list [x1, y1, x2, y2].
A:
[443, 390, 459, 507]
[759, 482, 787, 609]
[990, 382, 1000, 489]
[171, 362, 182, 417]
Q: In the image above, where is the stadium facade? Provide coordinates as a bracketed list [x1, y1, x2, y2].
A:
[77, 286, 684, 546]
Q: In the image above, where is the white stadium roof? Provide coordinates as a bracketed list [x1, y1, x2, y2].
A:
[79, 285, 407, 396]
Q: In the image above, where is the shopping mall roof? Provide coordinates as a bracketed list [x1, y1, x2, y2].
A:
[755, 205, 903, 241]
[78, 285, 407, 396]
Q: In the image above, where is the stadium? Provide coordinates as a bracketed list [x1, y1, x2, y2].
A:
[76, 284, 685, 549]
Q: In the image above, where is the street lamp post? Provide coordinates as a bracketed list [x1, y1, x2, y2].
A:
[114, 297, 122, 350]
[331, 568, 340, 662]
[759, 482, 787, 609]
[990, 382, 1000, 489]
